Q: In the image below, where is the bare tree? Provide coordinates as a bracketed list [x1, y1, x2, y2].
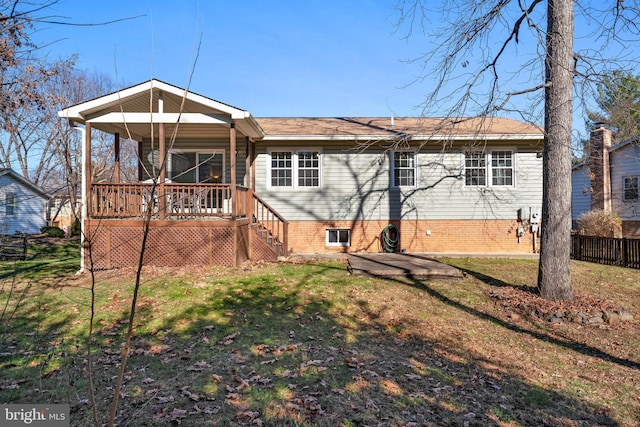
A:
[45, 67, 138, 225]
[396, 0, 640, 300]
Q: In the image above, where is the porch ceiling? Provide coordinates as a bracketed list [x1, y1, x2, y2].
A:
[58, 79, 264, 141]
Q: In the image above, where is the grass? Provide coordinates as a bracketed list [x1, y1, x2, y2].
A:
[1, 246, 639, 426]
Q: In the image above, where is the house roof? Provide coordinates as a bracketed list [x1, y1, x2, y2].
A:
[0, 168, 50, 199]
[58, 79, 264, 141]
[256, 116, 543, 142]
[610, 135, 640, 153]
[58, 79, 542, 144]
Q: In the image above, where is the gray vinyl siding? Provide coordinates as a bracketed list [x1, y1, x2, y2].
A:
[610, 145, 640, 221]
[140, 139, 248, 185]
[0, 176, 48, 234]
[255, 142, 543, 222]
[571, 164, 591, 222]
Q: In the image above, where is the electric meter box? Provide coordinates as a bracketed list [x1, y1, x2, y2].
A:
[517, 207, 530, 221]
[530, 207, 542, 224]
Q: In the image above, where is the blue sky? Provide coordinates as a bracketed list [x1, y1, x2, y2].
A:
[32, 0, 640, 141]
[37, 0, 426, 118]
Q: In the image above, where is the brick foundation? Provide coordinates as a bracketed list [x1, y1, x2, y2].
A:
[286, 219, 537, 254]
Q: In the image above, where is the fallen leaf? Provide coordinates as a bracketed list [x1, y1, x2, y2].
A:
[170, 408, 187, 423]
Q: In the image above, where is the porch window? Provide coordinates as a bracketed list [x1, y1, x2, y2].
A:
[623, 176, 639, 200]
[169, 151, 224, 183]
[269, 150, 320, 188]
[5, 193, 16, 216]
[392, 151, 416, 187]
[326, 229, 350, 247]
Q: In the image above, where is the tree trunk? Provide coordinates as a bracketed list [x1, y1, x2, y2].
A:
[537, 0, 574, 300]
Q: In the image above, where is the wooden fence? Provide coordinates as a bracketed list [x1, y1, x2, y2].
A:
[0, 234, 28, 261]
[570, 234, 640, 269]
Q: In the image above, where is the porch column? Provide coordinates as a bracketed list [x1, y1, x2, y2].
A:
[85, 122, 92, 219]
[158, 93, 166, 219]
[138, 140, 144, 181]
[114, 132, 121, 183]
[230, 123, 237, 218]
[158, 121, 166, 219]
[250, 139, 256, 190]
[245, 136, 250, 187]
[246, 137, 253, 261]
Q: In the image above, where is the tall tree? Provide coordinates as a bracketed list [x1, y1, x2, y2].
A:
[397, 0, 640, 300]
[537, 0, 574, 300]
[1, 0, 75, 183]
[587, 70, 640, 142]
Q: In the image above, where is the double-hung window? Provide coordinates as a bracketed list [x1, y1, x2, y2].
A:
[623, 176, 639, 201]
[491, 150, 513, 186]
[392, 151, 416, 187]
[5, 193, 16, 216]
[465, 151, 486, 186]
[464, 150, 514, 187]
[269, 150, 320, 188]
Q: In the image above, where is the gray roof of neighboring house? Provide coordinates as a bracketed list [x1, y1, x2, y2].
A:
[0, 168, 50, 199]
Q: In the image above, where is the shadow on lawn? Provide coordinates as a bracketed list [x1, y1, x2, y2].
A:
[1, 261, 622, 426]
[93, 265, 622, 424]
[440, 266, 640, 372]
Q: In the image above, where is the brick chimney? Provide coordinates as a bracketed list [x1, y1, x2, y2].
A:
[589, 123, 612, 211]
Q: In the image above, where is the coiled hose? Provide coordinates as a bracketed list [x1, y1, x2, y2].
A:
[381, 224, 400, 253]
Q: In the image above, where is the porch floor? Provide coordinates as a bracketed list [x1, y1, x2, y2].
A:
[347, 253, 463, 279]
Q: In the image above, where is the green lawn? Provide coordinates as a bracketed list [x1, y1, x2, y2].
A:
[1, 245, 639, 426]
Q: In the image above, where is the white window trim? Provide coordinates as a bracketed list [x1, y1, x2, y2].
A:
[267, 148, 322, 189]
[463, 148, 516, 187]
[623, 175, 639, 201]
[326, 228, 351, 247]
[390, 150, 417, 188]
[168, 149, 226, 183]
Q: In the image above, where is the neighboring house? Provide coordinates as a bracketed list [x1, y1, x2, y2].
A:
[0, 168, 50, 235]
[572, 125, 640, 236]
[48, 191, 79, 233]
[58, 79, 544, 269]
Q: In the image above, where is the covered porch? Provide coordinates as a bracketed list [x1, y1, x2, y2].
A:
[59, 79, 287, 268]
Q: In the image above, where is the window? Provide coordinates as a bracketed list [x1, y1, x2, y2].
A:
[326, 229, 350, 247]
[392, 151, 416, 187]
[5, 193, 16, 216]
[297, 151, 320, 187]
[464, 150, 514, 186]
[465, 151, 486, 186]
[269, 150, 320, 188]
[169, 151, 224, 183]
[624, 176, 639, 201]
[491, 151, 513, 186]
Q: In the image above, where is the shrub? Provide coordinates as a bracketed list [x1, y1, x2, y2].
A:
[71, 218, 81, 236]
[576, 209, 622, 237]
[41, 226, 65, 238]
